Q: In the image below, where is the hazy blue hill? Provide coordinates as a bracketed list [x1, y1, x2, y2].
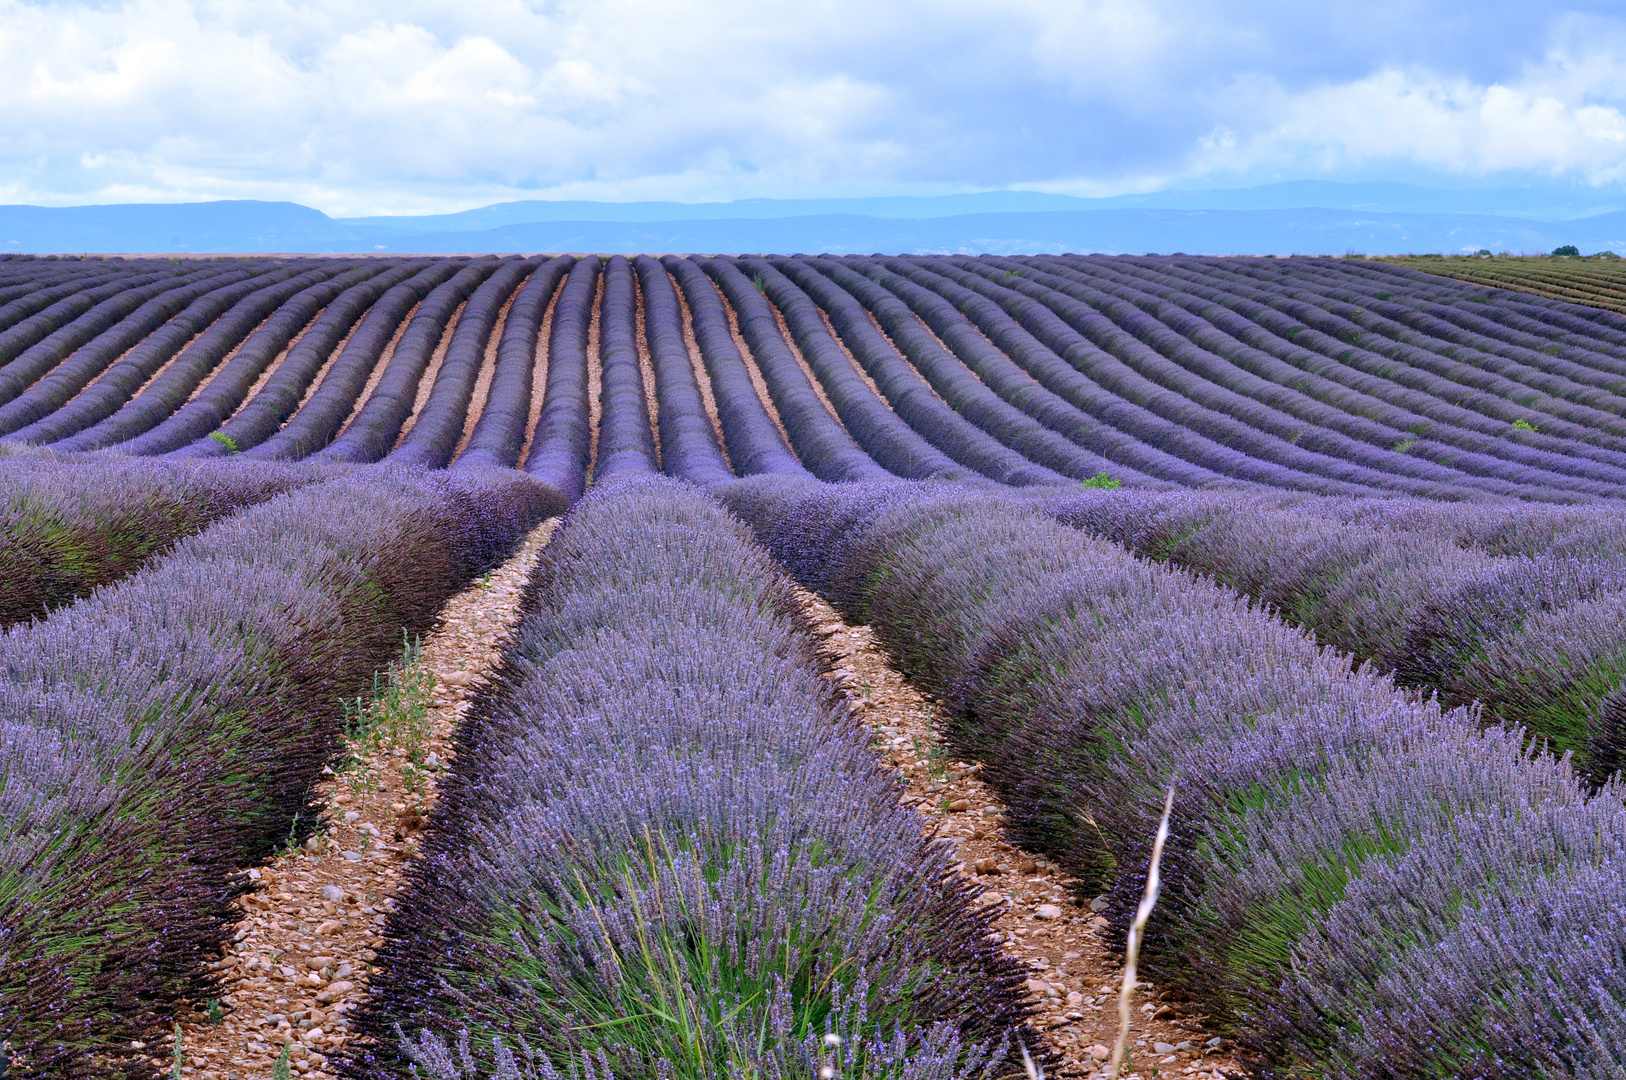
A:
[6, 189, 1626, 255]
[336, 181, 1626, 233]
[362, 207, 1626, 257]
[0, 200, 359, 253]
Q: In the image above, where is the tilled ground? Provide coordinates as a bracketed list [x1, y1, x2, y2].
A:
[157, 520, 556, 1080]
[796, 588, 1243, 1080]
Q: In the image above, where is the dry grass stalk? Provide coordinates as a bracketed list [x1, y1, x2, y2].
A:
[1107, 787, 1176, 1080]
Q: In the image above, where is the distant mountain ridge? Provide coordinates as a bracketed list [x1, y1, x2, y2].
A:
[5, 182, 1626, 255]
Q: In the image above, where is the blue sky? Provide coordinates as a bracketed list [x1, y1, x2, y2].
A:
[1, 1, 1625, 215]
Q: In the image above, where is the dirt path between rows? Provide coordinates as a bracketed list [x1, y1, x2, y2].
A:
[159, 520, 556, 1080]
[795, 587, 1242, 1080]
[159, 518, 1236, 1080]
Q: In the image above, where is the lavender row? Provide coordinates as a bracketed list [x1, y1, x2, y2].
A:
[761, 257, 1061, 486]
[1110, 255, 1626, 456]
[0, 263, 190, 377]
[64, 262, 394, 454]
[9, 264, 337, 448]
[590, 255, 659, 481]
[939, 257, 1511, 497]
[1043, 487, 1626, 781]
[135, 261, 419, 456]
[0, 465, 566, 1078]
[702, 257, 896, 481]
[741, 254, 996, 483]
[177, 261, 456, 458]
[804, 257, 1142, 485]
[1229, 257, 1626, 414]
[992, 256, 1615, 500]
[1102, 254, 1626, 463]
[0, 265, 236, 418]
[634, 255, 734, 484]
[313, 260, 510, 465]
[261, 259, 497, 462]
[661, 256, 806, 478]
[456, 258, 573, 470]
[865, 257, 1232, 488]
[342, 476, 1036, 1080]
[721, 476, 1626, 1080]
[0, 451, 316, 627]
[390, 258, 543, 469]
[1032, 255, 1626, 491]
[872, 258, 1357, 492]
[523, 256, 599, 500]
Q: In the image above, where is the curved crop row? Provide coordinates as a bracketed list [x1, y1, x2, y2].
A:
[456, 258, 574, 470]
[1038, 255, 1626, 491]
[0, 266, 277, 439]
[803, 257, 1133, 484]
[1099, 255, 1626, 461]
[343, 476, 1038, 1080]
[701, 257, 896, 482]
[591, 255, 659, 481]
[1041, 487, 1626, 781]
[0, 264, 159, 348]
[945, 257, 1500, 499]
[722, 476, 1626, 1080]
[738, 255, 984, 483]
[1383, 256, 1626, 314]
[523, 256, 600, 501]
[0, 452, 316, 627]
[885, 259, 1368, 492]
[0, 465, 566, 1078]
[868, 258, 1226, 487]
[660, 256, 805, 478]
[140, 265, 419, 458]
[0, 264, 193, 376]
[1217, 258, 1626, 434]
[1123, 256, 1626, 453]
[202, 260, 463, 459]
[278, 258, 499, 463]
[63, 263, 391, 454]
[633, 255, 733, 484]
[389, 258, 542, 469]
[0, 266, 252, 420]
[10, 265, 341, 449]
[768, 257, 1065, 486]
[1002, 256, 1618, 500]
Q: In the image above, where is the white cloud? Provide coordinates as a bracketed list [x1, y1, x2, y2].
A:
[1190, 23, 1626, 185]
[1, 1, 1626, 213]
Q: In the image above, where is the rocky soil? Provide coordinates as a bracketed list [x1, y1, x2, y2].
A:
[156, 520, 556, 1080]
[797, 589, 1242, 1080]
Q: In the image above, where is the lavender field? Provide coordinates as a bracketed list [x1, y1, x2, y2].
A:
[5, 250, 1626, 1080]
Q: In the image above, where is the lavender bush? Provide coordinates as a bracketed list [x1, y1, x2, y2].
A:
[53, 263, 372, 452]
[631, 255, 733, 485]
[390, 258, 542, 469]
[0, 464, 565, 1078]
[720, 476, 1626, 1078]
[126, 262, 413, 456]
[284, 258, 500, 462]
[590, 255, 659, 481]
[343, 477, 1038, 1080]
[0, 451, 317, 626]
[5, 265, 317, 447]
[767, 257, 1065, 486]
[178, 260, 458, 458]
